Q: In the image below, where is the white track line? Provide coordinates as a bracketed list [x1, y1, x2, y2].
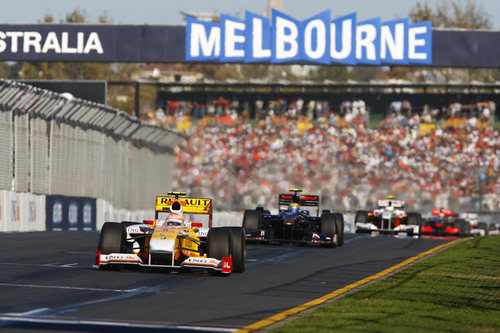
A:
[0, 315, 238, 332]
[0, 282, 136, 293]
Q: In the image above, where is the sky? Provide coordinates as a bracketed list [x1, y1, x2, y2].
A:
[0, 0, 498, 29]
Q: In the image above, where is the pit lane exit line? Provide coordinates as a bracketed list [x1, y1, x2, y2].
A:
[236, 238, 466, 332]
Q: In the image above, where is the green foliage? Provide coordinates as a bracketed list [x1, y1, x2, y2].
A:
[409, 0, 492, 29]
[392, 0, 494, 83]
[272, 236, 500, 333]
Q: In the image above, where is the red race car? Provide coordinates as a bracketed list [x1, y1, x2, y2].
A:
[420, 208, 470, 237]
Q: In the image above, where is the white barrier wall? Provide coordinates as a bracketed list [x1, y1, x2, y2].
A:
[96, 199, 153, 231]
[0, 190, 45, 232]
[0, 191, 354, 233]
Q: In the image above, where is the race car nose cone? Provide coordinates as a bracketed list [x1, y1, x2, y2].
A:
[150, 238, 175, 253]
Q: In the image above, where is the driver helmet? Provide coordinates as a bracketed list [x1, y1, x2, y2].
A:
[288, 202, 300, 213]
[165, 212, 185, 227]
[165, 200, 187, 227]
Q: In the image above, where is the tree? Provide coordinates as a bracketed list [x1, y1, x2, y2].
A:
[409, 0, 492, 29]
[390, 0, 496, 83]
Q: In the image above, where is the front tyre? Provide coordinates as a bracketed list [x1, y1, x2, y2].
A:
[226, 227, 246, 273]
[320, 213, 337, 248]
[98, 222, 126, 254]
[208, 227, 232, 260]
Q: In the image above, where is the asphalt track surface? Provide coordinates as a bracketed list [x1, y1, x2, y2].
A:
[0, 231, 452, 332]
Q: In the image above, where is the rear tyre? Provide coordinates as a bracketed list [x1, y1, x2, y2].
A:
[242, 209, 262, 230]
[406, 212, 422, 237]
[355, 210, 369, 223]
[407, 212, 421, 226]
[335, 213, 344, 247]
[459, 219, 470, 237]
[320, 213, 337, 248]
[226, 227, 246, 273]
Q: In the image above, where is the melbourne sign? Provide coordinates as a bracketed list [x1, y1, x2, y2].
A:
[185, 9, 432, 65]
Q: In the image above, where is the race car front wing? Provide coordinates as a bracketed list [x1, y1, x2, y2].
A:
[355, 222, 420, 236]
[245, 229, 337, 245]
[95, 251, 232, 274]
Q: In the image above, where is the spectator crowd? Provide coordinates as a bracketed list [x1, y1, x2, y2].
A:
[143, 97, 499, 213]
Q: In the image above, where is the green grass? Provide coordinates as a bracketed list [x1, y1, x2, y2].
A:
[272, 236, 500, 333]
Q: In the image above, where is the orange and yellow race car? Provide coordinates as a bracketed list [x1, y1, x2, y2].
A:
[95, 191, 245, 275]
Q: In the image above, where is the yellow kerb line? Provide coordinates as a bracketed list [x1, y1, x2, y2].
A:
[236, 238, 466, 333]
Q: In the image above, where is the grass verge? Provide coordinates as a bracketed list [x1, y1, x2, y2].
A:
[272, 236, 500, 333]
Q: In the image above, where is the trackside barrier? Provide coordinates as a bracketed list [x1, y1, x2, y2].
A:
[0, 190, 45, 232]
[0, 80, 184, 211]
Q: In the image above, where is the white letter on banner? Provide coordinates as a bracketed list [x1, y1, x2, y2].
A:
[302, 10, 330, 64]
[275, 16, 298, 59]
[221, 15, 245, 60]
[187, 18, 220, 59]
[356, 18, 380, 64]
[330, 13, 356, 64]
[380, 19, 407, 63]
[42, 32, 62, 53]
[84, 32, 103, 54]
[23, 31, 42, 53]
[272, 9, 300, 62]
[408, 21, 432, 63]
[6, 31, 23, 53]
[0, 32, 7, 53]
[61, 32, 77, 53]
[252, 17, 271, 59]
[244, 11, 271, 62]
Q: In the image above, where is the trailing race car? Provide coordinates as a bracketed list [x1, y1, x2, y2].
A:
[420, 208, 470, 237]
[355, 196, 421, 236]
[95, 191, 245, 275]
[243, 189, 344, 247]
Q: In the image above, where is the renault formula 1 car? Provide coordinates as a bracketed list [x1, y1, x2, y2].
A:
[243, 189, 344, 247]
[420, 208, 470, 237]
[95, 192, 245, 275]
[355, 196, 421, 236]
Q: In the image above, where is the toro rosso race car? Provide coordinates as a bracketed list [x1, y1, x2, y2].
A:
[95, 192, 245, 275]
[420, 208, 471, 237]
[243, 189, 344, 247]
[355, 196, 422, 236]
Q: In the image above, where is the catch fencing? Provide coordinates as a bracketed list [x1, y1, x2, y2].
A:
[0, 80, 183, 211]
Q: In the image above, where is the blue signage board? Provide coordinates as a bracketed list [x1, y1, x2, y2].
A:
[185, 10, 433, 65]
[0, 17, 498, 67]
[46, 195, 96, 231]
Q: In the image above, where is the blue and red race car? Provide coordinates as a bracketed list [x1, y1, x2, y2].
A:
[242, 189, 344, 247]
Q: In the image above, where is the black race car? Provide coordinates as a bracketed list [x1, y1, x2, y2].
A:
[242, 189, 344, 247]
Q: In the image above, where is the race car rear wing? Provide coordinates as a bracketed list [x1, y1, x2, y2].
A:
[279, 193, 320, 215]
[279, 194, 319, 207]
[155, 196, 213, 227]
[432, 208, 454, 217]
[378, 200, 405, 208]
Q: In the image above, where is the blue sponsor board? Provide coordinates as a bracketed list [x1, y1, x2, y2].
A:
[0, 20, 497, 67]
[46, 195, 96, 231]
[185, 10, 433, 65]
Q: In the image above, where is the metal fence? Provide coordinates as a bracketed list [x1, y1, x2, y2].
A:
[0, 80, 183, 210]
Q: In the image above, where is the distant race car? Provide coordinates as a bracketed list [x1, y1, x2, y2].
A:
[355, 196, 421, 236]
[420, 208, 470, 237]
[95, 191, 245, 275]
[243, 189, 344, 247]
[461, 212, 486, 236]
